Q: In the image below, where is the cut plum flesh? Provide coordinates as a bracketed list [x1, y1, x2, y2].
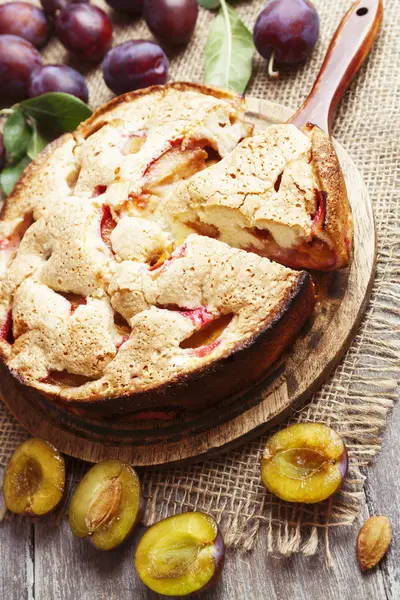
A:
[261, 423, 348, 503]
[3, 438, 65, 515]
[135, 512, 225, 596]
[69, 459, 142, 550]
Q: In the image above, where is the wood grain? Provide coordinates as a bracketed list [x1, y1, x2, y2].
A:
[3, 402, 399, 600]
[0, 99, 376, 467]
[290, 0, 383, 133]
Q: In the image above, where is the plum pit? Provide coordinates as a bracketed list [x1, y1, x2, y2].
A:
[69, 459, 142, 550]
[261, 423, 348, 503]
[3, 438, 65, 515]
[135, 512, 225, 596]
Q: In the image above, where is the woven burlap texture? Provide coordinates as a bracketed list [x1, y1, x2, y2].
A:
[0, 0, 398, 558]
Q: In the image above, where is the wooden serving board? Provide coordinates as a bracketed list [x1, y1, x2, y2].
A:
[0, 99, 376, 468]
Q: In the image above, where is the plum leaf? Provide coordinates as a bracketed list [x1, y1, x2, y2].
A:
[204, 0, 254, 93]
[3, 109, 32, 164]
[27, 122, 51, 160]
[0, 155, 31, 196]
[19, 92, 92, 133]
[198, 0, 221, 9]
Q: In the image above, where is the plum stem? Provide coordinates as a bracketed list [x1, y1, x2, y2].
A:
[268, 51, 279, 80]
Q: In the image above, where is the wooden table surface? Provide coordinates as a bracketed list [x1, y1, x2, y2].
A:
[0, 398, 398, 600]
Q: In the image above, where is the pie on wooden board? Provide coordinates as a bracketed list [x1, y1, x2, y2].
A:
[0, 83, 353, 416]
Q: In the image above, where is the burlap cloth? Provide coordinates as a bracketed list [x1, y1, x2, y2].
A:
[0, 0, 398, 559]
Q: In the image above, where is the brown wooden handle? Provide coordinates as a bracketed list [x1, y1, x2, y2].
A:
[290, 0, 383, 134]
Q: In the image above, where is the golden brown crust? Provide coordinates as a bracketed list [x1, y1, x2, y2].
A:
[32, 271, 315, 415]
[0, 134, 75, 223]
[77, 82, 246, 140]
[306, 124, 353, 268]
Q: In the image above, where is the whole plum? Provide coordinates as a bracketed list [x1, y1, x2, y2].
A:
[28, 64, 89, 103]
[0, 2, 50, 48]
[56, 4, 113, 62]
[103, 40, 168, 95]
[144, 0, 198, 46]
[105, 0, 144, 16]
[254, 0, 319, 74]
[0, 34, 42, 102]
[40, 0, 88, 18]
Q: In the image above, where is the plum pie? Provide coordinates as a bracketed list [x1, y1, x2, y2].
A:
[0, 83, 352, 416]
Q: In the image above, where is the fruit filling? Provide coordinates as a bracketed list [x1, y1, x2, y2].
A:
[59, 292, 87, 313]
[0, 310, 14, 345]
[2, 438, 65, 515]
[135, 512, 225, 596]
[261, 423, 348, 503]
[100, 205, 117, 251]
[92, 185, 108, 198]
[69, 459, 142, 550]
[180, 313, 234, 354]
[120, 132, 147, 156]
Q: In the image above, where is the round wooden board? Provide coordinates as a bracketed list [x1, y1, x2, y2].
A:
[0, 98, 376, 468]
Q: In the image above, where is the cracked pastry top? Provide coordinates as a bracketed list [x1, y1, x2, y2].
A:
[166, 122, 353, 271]
[0, 82, 352, 414]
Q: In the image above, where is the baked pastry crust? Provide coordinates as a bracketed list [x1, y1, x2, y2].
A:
[0, 83, 319, 414]
[166, 122, 353, 270]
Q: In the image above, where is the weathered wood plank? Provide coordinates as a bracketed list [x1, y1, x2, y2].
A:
[364, 400, 400, 600]
[0, 511, 32, 600]
[4, 403, 399, 600]
[0, 468, 32, 600]
[33, 505, 388, 600]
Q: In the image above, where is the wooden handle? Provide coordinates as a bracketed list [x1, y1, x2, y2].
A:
[290, 0, 383, 134]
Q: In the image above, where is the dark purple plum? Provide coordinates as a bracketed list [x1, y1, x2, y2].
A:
[56, 4, 112, 62]
[0, 34, 42, 102]
[28, 64, 89, 103]
[40, 0, 88, 19]
[254, 0, 319, 71]
[102, 40, 168, 95]
[105, 0, 144, 16]
[0, 2, 50, 48]
[144, 0, 198, 46]
[0, 133, 5, 171]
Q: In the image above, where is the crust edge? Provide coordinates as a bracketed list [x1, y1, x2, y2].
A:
[21, 270, 315, 415]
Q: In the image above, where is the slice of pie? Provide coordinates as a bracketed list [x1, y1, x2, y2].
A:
[164, 122, 353, 271]
[0, 83, 318, 415]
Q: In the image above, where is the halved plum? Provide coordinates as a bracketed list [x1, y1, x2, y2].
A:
[261, 423, 348, 503]
[3, 438, 65, 515]
[135, 512, 225, 596]
[69, 459, 142, 550]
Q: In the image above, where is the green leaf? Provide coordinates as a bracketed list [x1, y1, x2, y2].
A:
[27, 122, 51, 160]
[3, 109, 32, 163]
[19, 92, 92, 133]
[198, 0, 220, 9]
[0, 155, 31, 196]
[204, 0, 255, 94]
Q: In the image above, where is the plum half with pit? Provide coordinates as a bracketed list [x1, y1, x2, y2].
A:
[135, 512, 225, 596]
[69, 459, 143, 550]
[261, 423, 348, 503]
[2, 438, 66, 516]
[254, 0, 319, 77]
